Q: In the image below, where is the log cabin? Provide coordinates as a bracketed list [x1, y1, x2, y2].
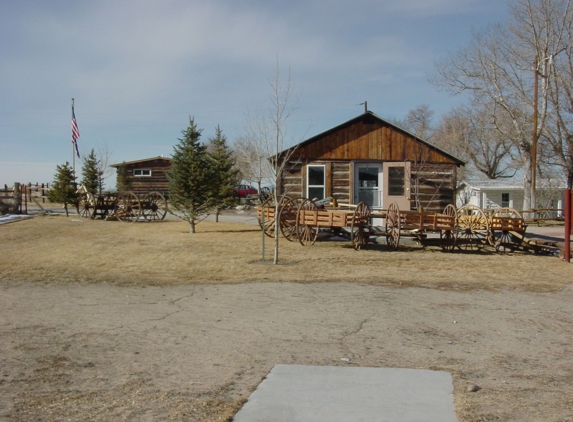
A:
[110, 156, 171, 196]
[276, 111, 464, 213]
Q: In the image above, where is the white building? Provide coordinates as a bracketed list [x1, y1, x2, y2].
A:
[458, 179, 567, 214]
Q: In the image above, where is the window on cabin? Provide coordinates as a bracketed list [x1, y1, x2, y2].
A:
[501, 193, 510, 208]
[307, 165, 325, 201]
[134, 169, 151, 177]
[388, 167, 405, 196]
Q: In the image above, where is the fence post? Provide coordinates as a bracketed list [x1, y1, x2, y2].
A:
[14, 182, 21, 214]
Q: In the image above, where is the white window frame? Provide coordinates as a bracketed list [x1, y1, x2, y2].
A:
[134, 169, 152, 177]
[306, 165, 326, 200]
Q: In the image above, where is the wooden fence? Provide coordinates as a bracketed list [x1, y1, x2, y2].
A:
[0, 183, 51, 214]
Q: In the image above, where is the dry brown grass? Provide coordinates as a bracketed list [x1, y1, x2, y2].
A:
[1, 214, 570, 291]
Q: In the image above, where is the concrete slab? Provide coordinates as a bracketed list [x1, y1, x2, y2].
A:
[233, 365, 458, 422]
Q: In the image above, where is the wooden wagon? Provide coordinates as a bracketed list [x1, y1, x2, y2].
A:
[258, 198, 458, 251]
[455, 205, 527, 252]
[380, 203, 457, 252]
[295, 200, 372, 250]
[76, 189, 167, 222]
[257, 198, 370, 249]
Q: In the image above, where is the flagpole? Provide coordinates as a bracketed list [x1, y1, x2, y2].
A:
[72, 98, 76, 178]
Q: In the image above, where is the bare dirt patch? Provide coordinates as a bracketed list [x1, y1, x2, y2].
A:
[1, 215, 572, 421]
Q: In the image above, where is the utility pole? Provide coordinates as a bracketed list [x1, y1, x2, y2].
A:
[531, 56, 539, 215]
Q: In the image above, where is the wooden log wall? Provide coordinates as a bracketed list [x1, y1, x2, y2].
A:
[280, 160, 352, 203]
[121, 161, 170, 196]
[409, 163, 456, 212]
[332, 162, 351, 203]
[281, 161, 303, 198]
[280, 160, 457, 211]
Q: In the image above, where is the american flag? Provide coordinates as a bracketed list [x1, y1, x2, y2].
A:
[72, 104, 80, 158]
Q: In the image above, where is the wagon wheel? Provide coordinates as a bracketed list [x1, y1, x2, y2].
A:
[257, 199, 275, 238]
[258, 197, 289, 238]
[76, 193, 94, 218]
[456, 205, 490, 251]
[492, 208, 523, 253]
[351, 201, 371, 250]
[114, 191, 142, 223]
[440, 204, 457, 252]
[142, 192, 167, 221]
[385, 202, 401, 250]
[279, 197, 304, 241]
[296, 199, 319, 246]
[91, 195, 105, 219]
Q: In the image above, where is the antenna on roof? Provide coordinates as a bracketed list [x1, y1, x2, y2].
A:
[359, 101, 368, 113]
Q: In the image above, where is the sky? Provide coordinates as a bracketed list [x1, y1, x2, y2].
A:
[0, 0, 511, 186]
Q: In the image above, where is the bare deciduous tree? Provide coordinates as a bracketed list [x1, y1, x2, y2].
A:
[404, 104, 436, 142]
[241, 62, 302, 264]
[430, 0, 573, 208]
[434, 102, 517, 180]
[95, 143, 114, 194]
[233, 135, 271, 192]
[390, 104, 435, 142]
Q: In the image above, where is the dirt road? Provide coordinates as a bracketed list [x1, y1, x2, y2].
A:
[1, 280, 572, 421]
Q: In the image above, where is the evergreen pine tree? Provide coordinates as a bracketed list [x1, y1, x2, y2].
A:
[81, 149, 101, 195]
[167, 117, 213, 233]
[207, 125, 239, 222]
[116, 162, 132, 192]
[47, 162, 77, 216]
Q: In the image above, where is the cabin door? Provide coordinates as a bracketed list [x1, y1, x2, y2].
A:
[354, 163, 383, 225]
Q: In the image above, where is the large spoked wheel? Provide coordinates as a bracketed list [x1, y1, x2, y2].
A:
[385, 202, 401, 250]
[456, 205, 490, 251]
[114, 191, 142, 223]
[440, 204, 457, 252]
[76, 193, 94, 218]
[258, 197, 291, 238]
[279, 197, 303, 241]
[296, 199, 319, 246]
[142, 192, 167, 221]
[492, 208, 523, 253]
[258, 199, 276, 238]
[350, 201, 371, 250]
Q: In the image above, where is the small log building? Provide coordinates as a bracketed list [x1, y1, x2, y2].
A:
[110, 156, 171, 196]
[277, 111, 464, 212]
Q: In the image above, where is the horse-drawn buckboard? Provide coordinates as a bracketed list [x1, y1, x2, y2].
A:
[255, 197, 558, 254]
[76, 186, 167, 222]
[257, 198, 457, 251]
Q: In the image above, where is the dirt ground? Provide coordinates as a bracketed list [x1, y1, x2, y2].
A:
[1, 211, 572, 421]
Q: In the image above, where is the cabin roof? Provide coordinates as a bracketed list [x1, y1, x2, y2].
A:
[110, 156, 171, 168]
[279, 111, 465, 165]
